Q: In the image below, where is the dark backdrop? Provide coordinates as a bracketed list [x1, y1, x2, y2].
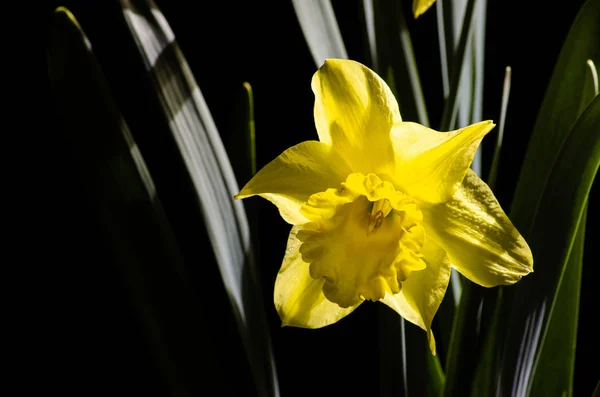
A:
[40, 0, 598, 395]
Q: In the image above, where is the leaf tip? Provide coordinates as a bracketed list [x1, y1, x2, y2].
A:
[54, 6, 81, 29]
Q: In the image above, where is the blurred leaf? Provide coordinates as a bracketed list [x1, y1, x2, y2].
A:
[435, 0, 451, 97]
[528, 60, 598, 397]
[292, 0, 347, 66]
[443, 284, 500, 397]
[498, 93, 600, 396]
[593, 380, 600, 397]
[510, 0, 600, 233]
[487, 66, 512, 191]
[528, 213, 586, 397]
[120, 2, 279, 396]
[48, 8, 236, 396]
[230, 82, 257, 185]
[469, 288, 504, 396]
[447, 0, 487, 174]
[364, 0, 429, 125]
[439, 0, 477, 132]
[379, 307, 445, 397]
[493, 1, 600, 394]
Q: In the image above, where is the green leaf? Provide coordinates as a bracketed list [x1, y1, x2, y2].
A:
[443, 283, 501, 397]
[593, 380, 600, 397]
[120, 2, 279, 396]
[439, 0, 478, 132]
[378, 306, 445, 397]
[292, 0, 348, 66]
[486, 66, 512, 190]
[48, 8, 237, 395]
[444, 0, 487, 174]
[510, 0, 600, 234]
[498, 93, 600, 396]
[229, 82, 257, 185]
[527, 59, 597, 397]
[364, 0, 429, 126]
[528, 212, 586, 397]
[492, 0, 600, 393]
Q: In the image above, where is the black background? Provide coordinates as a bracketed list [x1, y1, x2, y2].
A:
[37, 0, 598, 395]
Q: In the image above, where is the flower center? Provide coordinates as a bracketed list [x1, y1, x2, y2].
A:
[297, 173, 427, 308]
[368, 199, 392, 235]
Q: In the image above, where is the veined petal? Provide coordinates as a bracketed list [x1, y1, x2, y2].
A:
[274, 226, 360, 328]
[421, 169, 534, 287]
[235, 141, 351, 225]
[380, 238, 451, 355]
[391, 120, 495, 204]
[413, 0, 436, 18]
[312, 59, 401, 176]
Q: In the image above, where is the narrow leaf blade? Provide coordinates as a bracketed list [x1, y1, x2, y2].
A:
[292, 0, 348, 66]
[48, 8, 236, 395]
[498, 94, 600, 397]
[120, 2, 279, 396]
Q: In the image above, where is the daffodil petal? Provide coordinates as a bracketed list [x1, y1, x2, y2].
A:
[380, 237, 451, 355]
[235, 141, 351, 225]
[391, 120, 495, 204]
[312, 59, 401, 175]
[274, 226, 360, 328]
[413, 0, 436, 18]
[421, 169, 534, 287]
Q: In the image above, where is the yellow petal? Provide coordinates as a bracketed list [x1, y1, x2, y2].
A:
[413, 0, 436, 18]
[274, 226, 360, 328]
[380, 237, 451, 355]
[421, 169, 534, 287]
[391, 120, 495, 204]
[312, 59, 401, 176]
[235, 141, 351, 225]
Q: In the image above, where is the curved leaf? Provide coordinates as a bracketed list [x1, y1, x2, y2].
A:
[510, 0, 600, 234]
[292, 0, 347, 66]
[120, 2, 279, 396]
[498, 94, 600, 397]
[48, 8, 237, 395]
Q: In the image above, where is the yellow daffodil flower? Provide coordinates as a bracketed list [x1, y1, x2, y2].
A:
[414, 0, 436, 18]
[235, 59, 533, 354]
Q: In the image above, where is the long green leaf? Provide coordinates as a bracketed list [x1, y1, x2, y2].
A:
[493, 1, 600, 394]
[528, 213, 586, 397]
[448, 0, 487, 175]
[120, 2, 279, 396]
[510, 0, 600, 234]
[487, 66, 512, 190]
[229, 82, 257, 185]
[377, 307, 445, 397]
[439, 0, 477, 132]
[527, 60, 597, 397]
[292, 0, 348, 66]
[593, 380, 600, 397]
[48, 8, 238, 395]
[497, 93, 600, 397]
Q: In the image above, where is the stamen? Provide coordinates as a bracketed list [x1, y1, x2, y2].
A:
[367, 199, 392, 235]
